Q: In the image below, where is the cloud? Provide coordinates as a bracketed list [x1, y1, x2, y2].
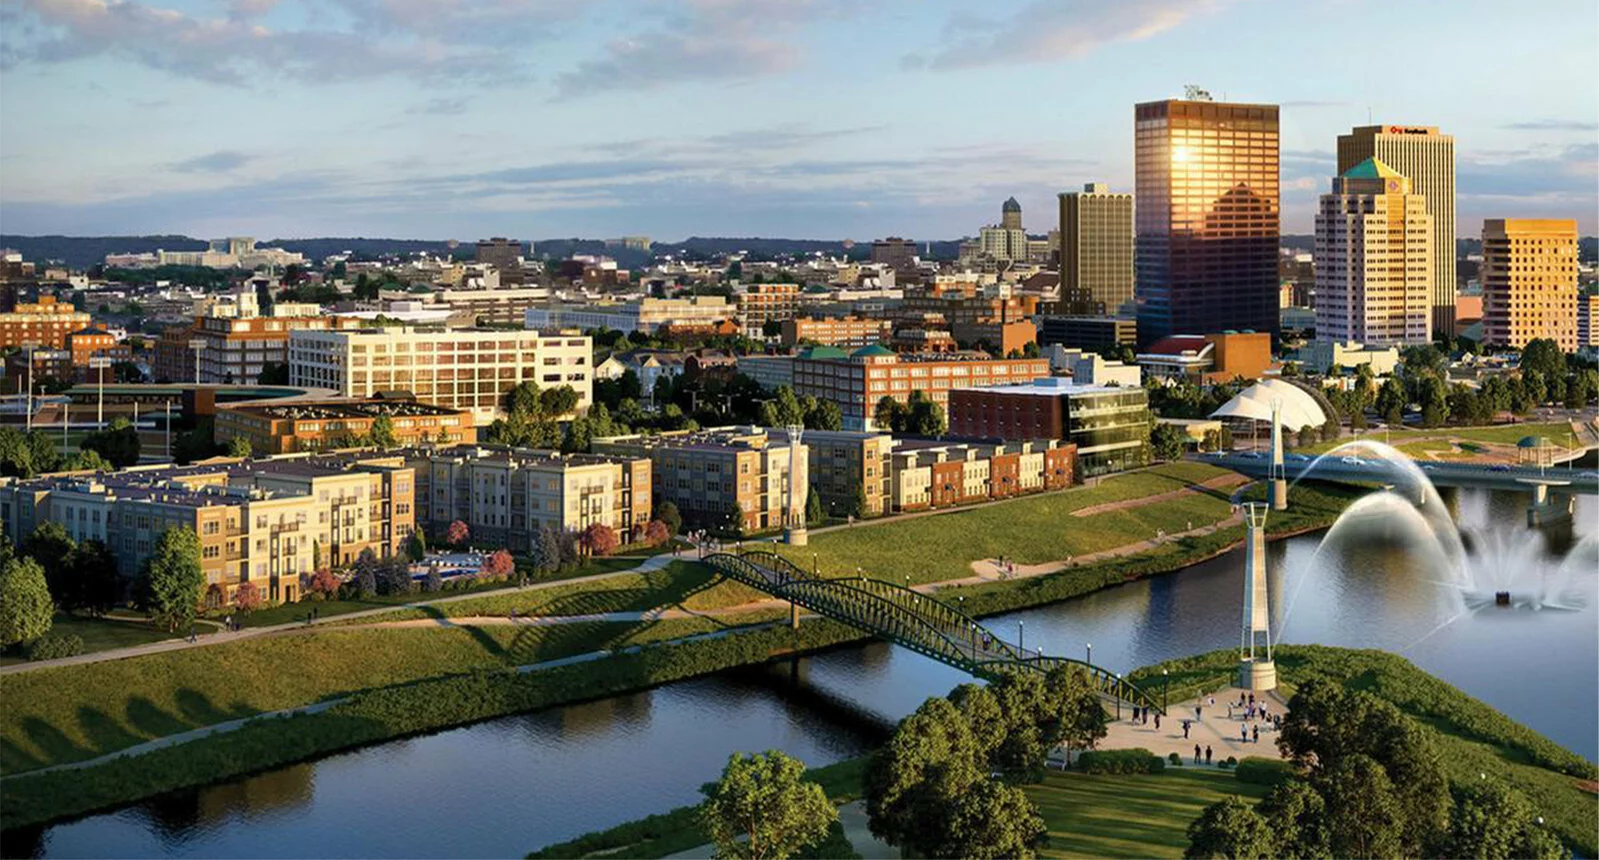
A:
[552, 0, 843, 99]
[1459, 143, 1598, 196]
[1, 0, 534, 86]
[170, 150, 254, 173]
[911, 0, 1234, 70]
[410, 97, 472, 116]
[1500, 119, 1599, 131]
[700, 124, 890, 150]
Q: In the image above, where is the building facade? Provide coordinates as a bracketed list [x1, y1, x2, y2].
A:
[1481, 219, 1578, 351]
[736, 283, 802, 336]
[289, 327, 593, 424]
[1036, 315, 1137, 351]
[1579, 292, 1598, 349]
[779, 316, 893, 348]
[215, 398, 475, 454]
[1313, 158, 1434, 346]
[1059, 183, 1135, 316]
[871, 237, 918, 268]
[792, 345, 1051, 432]
[1337, 125, 1456, 337]
[801, 430, 893, 517]
[1135, 98, 1280, 344]
[0, 453, 416, 605]
[410, 446, 651, 549]
[947, 377, 1151, 477]
[0, 296, 91, 349]
[888, 439, 1075, 512]
[1136, 331, 1273, 382]
[593, 427, 806, 534]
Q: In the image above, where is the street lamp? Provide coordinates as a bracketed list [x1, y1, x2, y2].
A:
[189, 338, 207, 385]
[1162, 668, 1169, 711]
[1114, 674, 1121, 719]
[22, 345, 34, 432]
[90, 353, 111, 428]
[1086, 642, 1092, 665]
[1017, 620, 1024, 655]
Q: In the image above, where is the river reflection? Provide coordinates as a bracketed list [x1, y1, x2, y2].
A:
[12, 490, 1595, 859]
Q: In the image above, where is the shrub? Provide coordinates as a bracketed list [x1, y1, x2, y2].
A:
[644, 520, 671, 547]
[481, 550, 514, 582]
[1077, 747, 1164, 774]
[26, 633, 85, 661]
[1221, 756, 1238, 769]
[1168, 752, 1183, 766]
[233, 582, 263, 613]
[1235, 756, 1292, 786]
[305, 569, 340, 601]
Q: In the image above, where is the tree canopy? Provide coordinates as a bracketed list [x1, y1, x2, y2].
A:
[698, 750, 836, 860]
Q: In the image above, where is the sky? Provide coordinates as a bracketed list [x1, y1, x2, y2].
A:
[1, 0, 1596, 242]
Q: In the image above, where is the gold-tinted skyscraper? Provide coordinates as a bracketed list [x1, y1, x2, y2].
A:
[1134, 98, 1280, 345]
[1337, 125, 1455, 338]
[1059, 183, 1135, 316]
[1313, 158, 1433, 346]
[1481, 219, 1577, 351]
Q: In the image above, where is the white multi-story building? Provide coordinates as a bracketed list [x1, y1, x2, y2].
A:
[289, 327, 592, 424]
[1314, 158, 1433, 347]
[523, 296, 733, 335]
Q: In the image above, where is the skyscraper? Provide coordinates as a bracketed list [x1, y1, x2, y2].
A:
[1337, 125, 1456, 338]
[1000, 196, 1023, 230]
[1059, 183, 1135, 316]
[1313, 158, 1433, 346]
[1481, 219, 1577, 351]
[1134, 97, 1280, 345]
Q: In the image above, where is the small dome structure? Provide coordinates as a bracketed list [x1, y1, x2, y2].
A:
[1209, 379, 1328, 431]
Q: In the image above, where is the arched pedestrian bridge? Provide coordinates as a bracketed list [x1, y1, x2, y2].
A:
[1211, 453, 1598, 494]
[702, 550, 1164, 714]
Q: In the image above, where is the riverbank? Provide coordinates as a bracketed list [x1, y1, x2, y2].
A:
[0, 476, 1353, 830]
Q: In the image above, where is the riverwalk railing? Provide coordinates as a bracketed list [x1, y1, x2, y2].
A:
[701, 549, 1163, 715]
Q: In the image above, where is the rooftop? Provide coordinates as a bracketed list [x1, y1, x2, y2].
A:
[951, 377, 1127, 397]
[1340, 156, 1405, 181]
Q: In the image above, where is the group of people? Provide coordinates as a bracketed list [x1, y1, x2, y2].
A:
[1129, 705, 1161, 731]
[1132, 691, 1283, 757]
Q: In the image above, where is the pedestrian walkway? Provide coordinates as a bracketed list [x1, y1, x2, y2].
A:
[1067, 474, 1247, 518]
[0, 552, 684, 675]
[1077, 686, 1291, 769]
[955, 507, 1245, 588]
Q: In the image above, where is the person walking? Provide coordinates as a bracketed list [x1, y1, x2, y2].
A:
[1153, 713, 1160, 731]
[1205, 745, 1212, 765]
[1181, 719, 1190, 739]
[1252, 725, 1260, 744]
[1240, 724, 1248, 743]
[1194, 744, 1201, 765]
[1195, 704, 1203, 720]
[1132, 706, 1140, 724]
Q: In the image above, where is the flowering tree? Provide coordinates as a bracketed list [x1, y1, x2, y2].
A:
[233, 581, 263, 613]
[580, 523, 620, 557]
[445, 520, 470, 548]
[644, 520, 671, 548]
[482, 549, 515, 581]
[306, 569, 340, 600]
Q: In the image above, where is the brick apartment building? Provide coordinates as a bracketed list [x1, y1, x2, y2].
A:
[779, 316, 893, 349]
[888, 439, 1075, 511]
[0, 296, 91, 349]
[948, 377, 1151, 477]
[593, 426, 805, 533]
[214, 397, 475, 454]
[736, 282, 802, 336]
[792, 344, 1050, 431]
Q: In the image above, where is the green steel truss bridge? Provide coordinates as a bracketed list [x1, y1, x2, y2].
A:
[701, 550, 1165, 715]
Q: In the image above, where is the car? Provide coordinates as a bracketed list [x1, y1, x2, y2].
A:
[1286, 453, 1311, 462]
[1581, 472, 1598, 480]
[1421, 464, 1437, 471]
[1340, 456, 1366, 466]
[1487, 464, 1511, 472]
[1238, 451, 1263, 459]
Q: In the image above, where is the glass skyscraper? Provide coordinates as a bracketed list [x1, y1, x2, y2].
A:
[1134, 98, 1280, 345]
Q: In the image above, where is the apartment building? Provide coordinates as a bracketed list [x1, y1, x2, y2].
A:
[592, 427, 806, 534]
[1579, 292, 1598, 349]
[736, 283, 802, 336]
[0, 296, 91, 349]
[214, 398, 475, 454]
[948, 377, 1151, 477]
[289, 327, 592, 424]
[780, 316, 893, 348]
[888, 439, 1075, 512]
[435, 287, 552, 325]
[1481, 219, 1578, 351]
[802, 430, 893, 517]
[0, 453, 415, 605]
[524, 297, 734, 335]
[190, 313, 370, 384]
[896, 283, 1039, 350]
[792, 344, 1050, 431]
[408, 446, 651, 549]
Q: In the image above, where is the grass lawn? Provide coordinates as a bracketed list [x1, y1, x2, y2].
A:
[1298, 421, 1575, 456]
[0, 615, 731, 775]
[0, 613, 206, 667]
[763, 462, 1238, 587]
[1028, 768, 1268, 858]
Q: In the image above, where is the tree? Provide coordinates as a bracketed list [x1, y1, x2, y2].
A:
[805, 488, 824, 526]
[1519, 337, 1567, 379]
[368, 415, 398, 450]
[1184, 796, 1275, 859]
[658, 502, 683, 536]
[873, 396, 907, 433]
[226, 436, 253, 459]
[1440, 778, 1567, 860]
[904, 390, 946, 436]
[0, 556, 54, 648]
[70, 539, 121, 617]
[1257, 781, 1330, 859]
[482, 549, 515, 581]
[25, 430, 61, 474]
[942, 777, 1048, 860]
[138, 527, 204, 632]
[1042, 666, 1107, 754]
[23, 522, 77, 609]
[1151, 421, 1187, 461]
[233, 581, 263, 613]
[866, 697, 986, 853]
[80, 417, 141, 468]
[406, 530, 427, 562]
[1315, 754, 1405, 860]
[1375, 378, 1407, 426]
[534, 523, 564, 574]
[306, 569, 341, 600]
[644, 519, 671, 547]
[256, 362, 290, 385]
[698, 750, 836, 860]
[445, 519, 470, 548]
[580, 523, 619, 557]
[804, 399, 842, 432]
[761, 386, 807, 428]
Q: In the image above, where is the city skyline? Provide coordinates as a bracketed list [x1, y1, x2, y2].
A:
[1, 0, 1596, 240]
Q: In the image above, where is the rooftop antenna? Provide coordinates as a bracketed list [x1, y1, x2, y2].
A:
[1184, 84, 1213, 102]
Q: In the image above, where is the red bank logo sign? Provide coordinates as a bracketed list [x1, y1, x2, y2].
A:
[1386, 126, 1431, 135]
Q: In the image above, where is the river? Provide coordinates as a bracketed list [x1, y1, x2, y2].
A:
[10, 489, 1596, 859]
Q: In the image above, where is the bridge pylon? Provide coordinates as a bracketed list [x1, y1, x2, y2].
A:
[1268, 399, 1287, 511]
[1238, 503, 1277, 692]
[784, 424, 809, 546]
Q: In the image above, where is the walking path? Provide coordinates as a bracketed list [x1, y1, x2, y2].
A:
[1076, 686, 1291, 768]
[0, 552, 683, 676]
[1067, 474, 1246, 518]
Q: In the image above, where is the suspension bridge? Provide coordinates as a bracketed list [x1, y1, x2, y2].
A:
[701, 549, 1165, 714]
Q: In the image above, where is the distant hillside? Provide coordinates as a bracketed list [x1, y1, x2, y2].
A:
[1, 235, 206, 268]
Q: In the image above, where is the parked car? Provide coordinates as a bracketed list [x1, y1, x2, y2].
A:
[1340, 456, 1366, 466]
[1487, 464, 1512, 472]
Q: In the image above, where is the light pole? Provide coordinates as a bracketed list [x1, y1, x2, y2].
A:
[1086, 642, 1092, 665]
[1017, 620, 1024, 655]
[91, 353, 111, 428]
[1114, 674, 1121, 719]
[190, 338, 207, 385]
[1162, 668, 1169, 711]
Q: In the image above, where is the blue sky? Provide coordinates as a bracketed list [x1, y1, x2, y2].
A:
[2, 0, 1595, 241]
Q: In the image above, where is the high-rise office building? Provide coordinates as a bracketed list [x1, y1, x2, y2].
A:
[1000, 196, 1023, 230]
[1134, 98, 1280, 345]
[1337, 125, 1456, 338]
[1059, 183, 1135, 317]
[1481, 219, 1577, 351]
[1313, 158, 1433, 346]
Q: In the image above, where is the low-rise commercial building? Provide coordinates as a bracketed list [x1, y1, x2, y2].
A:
[289, 327, 592, 424]
[1136, 331, 1273, 382]
[524, 297, 734, 335]
[1295, 340, 1401, 375]
[792, 344, 1051, 431]
[888, 439, 1075, 511]
[215, 397, 475, 454]
[593, 426, 806, 534]
[1036, 315, 1136, 351]
[1045, 347, 1141, 387]
[0, 452, 416, 605]
[409, 446, 651, 549]
[948, 377, 1151, 477]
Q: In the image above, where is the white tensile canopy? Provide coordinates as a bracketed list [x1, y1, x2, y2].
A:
[1209, 379, 1327, 431]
